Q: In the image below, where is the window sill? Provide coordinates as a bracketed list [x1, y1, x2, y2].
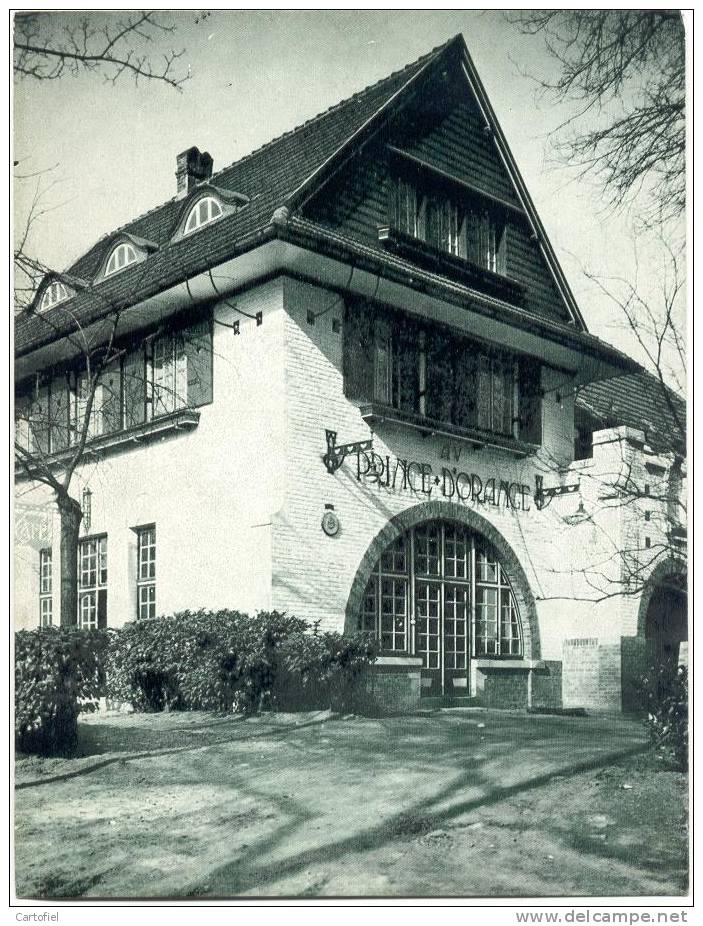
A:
[15, 408, 201, 479]
[377, 225, 527, 306]
[475, 659, 543, 671]
[359, 402, 537, 457]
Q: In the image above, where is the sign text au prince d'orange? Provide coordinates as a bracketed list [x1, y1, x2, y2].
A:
[355, 451, 532, 512]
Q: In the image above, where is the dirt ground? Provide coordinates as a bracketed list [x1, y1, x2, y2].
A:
[14, 708, 688, 899]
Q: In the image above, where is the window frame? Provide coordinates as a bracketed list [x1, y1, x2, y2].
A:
[135, 524, 156, 620]
[105, 242, 138, 277]
[40, 281, 70, 311]
[39, 548, 52, 627]
[183, 195, 224, 236]
[15, 309, 213, 458]
[391, 172, 507, 276]
[345, 300, 529, 443]
[359, 522, 523, 665]
[78, 534, 108, 629]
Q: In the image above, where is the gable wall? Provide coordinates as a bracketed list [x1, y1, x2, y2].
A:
[303, 93, 571, 326]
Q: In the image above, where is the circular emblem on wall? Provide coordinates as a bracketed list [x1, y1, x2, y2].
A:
[321, 510, 340, 537]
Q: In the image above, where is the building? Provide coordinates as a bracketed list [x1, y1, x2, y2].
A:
[14, 35, 687, 712]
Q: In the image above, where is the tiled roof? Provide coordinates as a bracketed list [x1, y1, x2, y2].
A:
[576, 372, 686, 454]
[16, 36, 454, 357]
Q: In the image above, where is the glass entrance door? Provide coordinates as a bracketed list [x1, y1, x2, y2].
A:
[358, 520, 524, 697]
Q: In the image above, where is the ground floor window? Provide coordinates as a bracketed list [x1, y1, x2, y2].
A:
[136, 525, 156, 620]
[39, 548, 52, 627]
[78, 536, 107, 629]
[359, 521, 523, 692]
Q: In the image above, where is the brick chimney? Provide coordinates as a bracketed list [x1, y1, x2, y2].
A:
[175, 146, 214, 195]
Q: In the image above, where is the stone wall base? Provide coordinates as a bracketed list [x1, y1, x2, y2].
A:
[363, 656, 423, 714]
[562, 638, 622, 711]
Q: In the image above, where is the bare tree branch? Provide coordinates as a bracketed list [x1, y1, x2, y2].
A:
[507, 10, 685, 226]
[13, 11, 190, 91]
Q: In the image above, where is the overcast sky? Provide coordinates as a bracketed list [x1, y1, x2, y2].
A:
[13, 10, 686, 379]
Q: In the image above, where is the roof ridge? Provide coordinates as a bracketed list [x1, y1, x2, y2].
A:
[206, 35, 457, 184]
[66, 35, 458, 276]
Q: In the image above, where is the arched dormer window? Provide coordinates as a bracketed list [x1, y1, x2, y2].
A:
[40, 280, 69, 311]
[105, 242, 138, 277]
[184, 196, 223, 235]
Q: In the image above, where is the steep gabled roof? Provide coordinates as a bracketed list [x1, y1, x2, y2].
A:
[16, 37, 454, 357]
[15, 34, 611, 364]
[576, 372, 686, 455]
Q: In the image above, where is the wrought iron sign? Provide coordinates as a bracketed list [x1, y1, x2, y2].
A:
[533, 475, 580, 511]
[322, 431, 581, 515]
[323, 429, 374, 475]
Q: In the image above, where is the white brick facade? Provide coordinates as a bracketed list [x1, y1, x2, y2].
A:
[14, 274, 687, 711]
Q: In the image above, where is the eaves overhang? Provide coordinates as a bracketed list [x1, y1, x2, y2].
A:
[15, 216, 641, 387]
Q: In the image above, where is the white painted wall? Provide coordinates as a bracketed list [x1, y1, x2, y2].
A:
[14, 272, 685, 706]
[14, 280, 287, 629]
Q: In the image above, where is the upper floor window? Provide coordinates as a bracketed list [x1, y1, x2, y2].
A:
[391, 176, 506, 275]
[15, 313, 213, 458]
[40, 281, 69, 311]
[344, 299, 542, 445]
[105, 243, 138, 277]
[184, 196, 223, 235]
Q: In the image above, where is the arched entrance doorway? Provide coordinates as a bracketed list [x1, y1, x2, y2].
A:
[347, 504, 536, 697]
[644, 578, 687, 670]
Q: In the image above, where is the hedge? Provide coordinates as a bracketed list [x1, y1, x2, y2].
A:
[15, 611, 378, 755]
[105, 610, 378, 714]
[15, 627, 110, 755]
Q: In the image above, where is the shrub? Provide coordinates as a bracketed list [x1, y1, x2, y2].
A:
[15, 627, 110, 755]
[639, 663, 688, 771]
[105, 610, 378, 715]
[274, 627, 379, 712]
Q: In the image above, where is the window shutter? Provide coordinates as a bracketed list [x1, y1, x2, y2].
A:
[476, 356, 492, 430]
[343, 300, 374, 400]
[97, 589, 108, 629]
[101, 361, 122, 433]
[452, 344, 477, 429]
[373, 316, 391, 404]
[49, 376, 70, 453]
[185, 317, 213, 407]
[518, 359, 542, 445]
[123, 345, 146, 429]
[32, 384, 51, 456]
[425, 329, 454, 423]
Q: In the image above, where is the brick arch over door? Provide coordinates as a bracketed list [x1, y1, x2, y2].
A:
[344, 500, 540, 660]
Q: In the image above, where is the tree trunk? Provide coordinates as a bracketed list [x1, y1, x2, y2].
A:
[57, 493, 82, 627]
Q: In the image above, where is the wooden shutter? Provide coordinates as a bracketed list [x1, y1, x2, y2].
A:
[49, 375, 70, 452]
[394, 315, 420, 414]
[32, 384, 51, 456]
[373, 316, 391, 405]
[518, 358, 542, 445]
[425, 328, 454, 423]
[101, 360, 123, 434]
[452, 343, 477, 429]
[343, 300, 374, 400]
[185, 317, 213, 407]
[476, 356, 492, 431]
[123, 344, 146, 429]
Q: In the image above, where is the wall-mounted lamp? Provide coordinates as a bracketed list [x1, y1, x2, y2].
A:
[82, 487, 92, 532]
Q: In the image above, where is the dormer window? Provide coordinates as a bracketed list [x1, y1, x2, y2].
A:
[105, 243, 138, 277]
[40, 281, 69, 311]
[184, 196, 223, 235]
